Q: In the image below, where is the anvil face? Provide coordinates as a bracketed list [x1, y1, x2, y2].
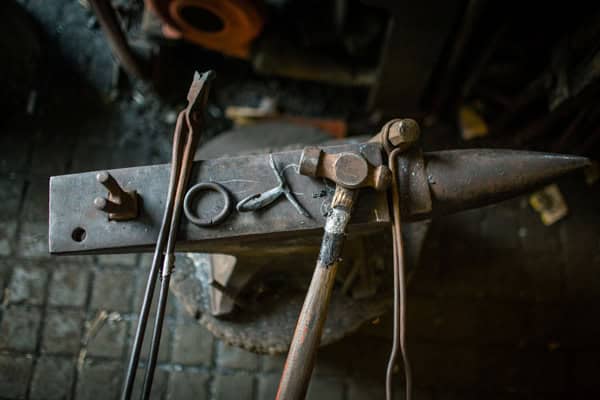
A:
[49, 138, 589, 256]
[48, 142, 390, 255]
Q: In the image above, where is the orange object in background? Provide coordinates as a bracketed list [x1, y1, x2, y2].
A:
[146, 0, 263, 59]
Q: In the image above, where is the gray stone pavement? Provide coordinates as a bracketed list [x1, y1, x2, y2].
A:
[2, 118, 599, 399]
[1, 0, 600, 399]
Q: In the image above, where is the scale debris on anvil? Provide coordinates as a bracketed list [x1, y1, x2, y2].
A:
[47, 71, 589, 400]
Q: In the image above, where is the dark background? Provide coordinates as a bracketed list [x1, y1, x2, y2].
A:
[0, 0, 599, 399]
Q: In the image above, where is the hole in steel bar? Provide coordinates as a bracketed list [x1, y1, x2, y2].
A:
[71, 227, 87, 242]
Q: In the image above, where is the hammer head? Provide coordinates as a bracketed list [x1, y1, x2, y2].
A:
[298, 146, 391, 191]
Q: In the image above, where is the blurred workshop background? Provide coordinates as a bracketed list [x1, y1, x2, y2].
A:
[0, 0, 599, 399]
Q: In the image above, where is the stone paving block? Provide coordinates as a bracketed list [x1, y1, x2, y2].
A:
[42, 309, 83, 355]
[171, 322, 213, 366]
[346, 338, 389, 381]
[6, 263, 48, 305]
[90, 268, 134, 312]
[133, 266, 179, 317]
[217, 342, 259, 371]
[76, 359, 122, 400]
[0, 220, 17, 256]
[48, 263, 91, 307]
[0, 134, 29, 174]
[30, 133, 72, 176]
[257, 373, 279, 400]
[17, 221, 50, 258]
[21, 177, 49, 223]
[214, 372, 253, 400]
[0, 173, 25, 217]
[97, 253, 138, 267]
[0, 306, 42, 352]
[30, 356, 75, 400]
[311, 339, 358, 378]
[130, 318, 172, 363]
[131, 367, 168, 400]
[167, 370, 209, 400]
[348, 378, 384, 400]
[0, 353, 34, 399]
[85, 316, 127, 358]
[307, 377, 344, 400]
[261, 353, 285, 372]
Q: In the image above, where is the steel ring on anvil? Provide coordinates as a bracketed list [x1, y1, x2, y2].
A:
[183, 182, 232, 227]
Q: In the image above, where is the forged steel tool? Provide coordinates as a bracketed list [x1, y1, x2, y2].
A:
[236, 153, 310, 217]
[275, 147, 391, 399]
[121, 70, 214, 400]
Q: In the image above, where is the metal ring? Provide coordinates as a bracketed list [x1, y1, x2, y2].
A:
[184, 182, 232, 227]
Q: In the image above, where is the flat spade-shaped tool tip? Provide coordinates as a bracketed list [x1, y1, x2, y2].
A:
[425, 149, 590, 217]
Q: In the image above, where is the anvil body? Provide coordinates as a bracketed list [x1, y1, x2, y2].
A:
[48, 142, 588, 256]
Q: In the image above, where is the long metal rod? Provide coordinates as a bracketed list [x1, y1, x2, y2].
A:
[121, 71, 213, 400]
[88, 0, 149, 80]
[140, 108, 201, 399]
[120, 113, 185, 400]
[385, 148, 412, 400]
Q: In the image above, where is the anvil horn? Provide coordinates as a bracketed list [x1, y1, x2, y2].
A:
[424, 149, 590, 217]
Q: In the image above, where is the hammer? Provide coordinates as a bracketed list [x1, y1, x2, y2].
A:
[275, 147, 391, 400]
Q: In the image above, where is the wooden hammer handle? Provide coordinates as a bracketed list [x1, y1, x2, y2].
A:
[275, 260, 339, 400]
[276, 187, 356, 400]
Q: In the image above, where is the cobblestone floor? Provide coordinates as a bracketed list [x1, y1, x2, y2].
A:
[2, 1, 600, 399]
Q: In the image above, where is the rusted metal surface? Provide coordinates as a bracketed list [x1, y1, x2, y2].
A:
[88, 0, 149, 80]
[369, 118, 421, 154]
[298, 146, 391, 191]
[49, 142, 389, 255]
[183, 182, 232, 227]
[171, 235, 393, 353]
[236, 154, 309, 217]
[93, 171, 139, 221]
[146, 0, 263, 59]
[425, 149, 590, 218]
[49, 146, 588, 256]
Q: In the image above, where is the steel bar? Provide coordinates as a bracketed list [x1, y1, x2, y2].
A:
[140, 71, 213, 399]
[48, 149, 588, 256]
[385, 148, 412, 400]
[88, 0, 149, 80]
[120, 112, 185, 400]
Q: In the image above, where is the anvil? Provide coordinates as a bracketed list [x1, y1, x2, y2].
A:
[49, 142, 588, 257]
